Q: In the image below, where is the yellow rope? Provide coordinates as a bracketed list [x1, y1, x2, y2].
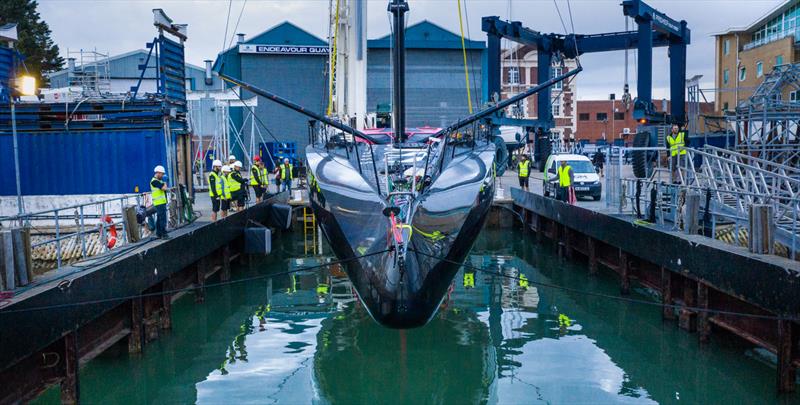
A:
[326, 0, 341, 116]
[457, 0, 473, 114]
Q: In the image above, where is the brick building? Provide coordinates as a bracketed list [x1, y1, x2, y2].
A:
[501, 45, 577, 141]
[713, 0, 800, 113]
[575, 100, 715, 143]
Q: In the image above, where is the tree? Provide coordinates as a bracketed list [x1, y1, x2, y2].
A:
[0, 0, 63, 86]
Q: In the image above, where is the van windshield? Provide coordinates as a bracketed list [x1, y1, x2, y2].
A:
[565, 160, 595, 173]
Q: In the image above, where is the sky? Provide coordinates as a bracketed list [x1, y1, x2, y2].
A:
[38, 0, 782, 100]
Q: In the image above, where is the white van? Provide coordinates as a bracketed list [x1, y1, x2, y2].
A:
[542, 153, 602, 201]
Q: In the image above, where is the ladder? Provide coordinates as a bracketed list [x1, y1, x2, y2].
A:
[303, 207, 317, 255]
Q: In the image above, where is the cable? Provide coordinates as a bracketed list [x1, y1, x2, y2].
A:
[0, 249, 391, 314]
[408, 248, 797, 322]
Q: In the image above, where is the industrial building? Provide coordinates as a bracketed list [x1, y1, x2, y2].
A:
[367, 20, 484, 128]
[713, 0, 800, 112]
[215, 20, 486, 157]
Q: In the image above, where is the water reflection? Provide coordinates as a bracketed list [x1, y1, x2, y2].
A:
[54, 232, 792, 405]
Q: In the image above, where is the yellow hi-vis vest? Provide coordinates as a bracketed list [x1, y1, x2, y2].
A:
[221, 175, 231, 200]
[250, 166, 269, 186]
[208, 171, 223, 198]
[280, 164, 293, 180]
[667, 132, 687, 157]
[518, 160, 530, 177]
[227, 172, 242, 193]
[151, 177, 167, 206]
[558, 165, 572, 187]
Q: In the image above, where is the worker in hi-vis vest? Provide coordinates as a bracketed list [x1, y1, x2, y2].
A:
[555, 160, 574, 203]
[150, 165, 170, 239]
[667, 124, 687, 184]
[208, 159, 224, 221]
[517, 154, 531, 191]
[274, 158, 294, 193]
[250, 156, 269, 203]
[220, 165, 232, 215]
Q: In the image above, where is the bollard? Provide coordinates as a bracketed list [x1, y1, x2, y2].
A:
[749, 204, 774, 255]
[683, 192, 701, 235]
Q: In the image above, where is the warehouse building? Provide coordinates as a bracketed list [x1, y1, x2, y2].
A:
[367, 20, 485, 128]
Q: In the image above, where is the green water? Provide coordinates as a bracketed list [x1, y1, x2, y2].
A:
[36, 229, 796, 404]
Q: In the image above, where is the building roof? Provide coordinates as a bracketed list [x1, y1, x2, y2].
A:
[711, 0, 796, 36]
[368, 20, 485, 49]
[48, 49, 205, 80]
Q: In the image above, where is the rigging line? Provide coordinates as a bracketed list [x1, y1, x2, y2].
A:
[221, 0, 234, 54]
[552, 0, 569, 36]
[225, 0, 249, 52]
[462, 0, 480, 109]
[0, 249, 392, 314]
[408, 248, 797, 322]
[230, 85, 284, 145]
[457, 0, 473, 114]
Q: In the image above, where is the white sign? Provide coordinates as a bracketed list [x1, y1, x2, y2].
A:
[238, 44, 329, 55]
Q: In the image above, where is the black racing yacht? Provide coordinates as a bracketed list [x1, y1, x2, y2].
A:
[220, 0, 580, 328]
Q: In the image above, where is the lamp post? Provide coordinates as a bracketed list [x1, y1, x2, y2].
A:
[10, 98, 23, 216]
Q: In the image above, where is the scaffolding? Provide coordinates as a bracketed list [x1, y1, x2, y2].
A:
[728, 64, 800, 165]
[66, 49, 111, 96]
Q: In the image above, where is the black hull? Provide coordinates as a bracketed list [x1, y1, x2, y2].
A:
[306, 145, 495, 328]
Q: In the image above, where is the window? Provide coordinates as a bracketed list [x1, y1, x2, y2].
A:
[739, 66, 747, 82]
[791, 91, 799, 103]
[614, 112, 625, 120]
[596, 112, 608, 121]
[756, 61, 764, 78]
[723, 69, 729, 85]
[552, 96, 561, 117]
[578, 113, 590, 121]
[551, 67, 564, 89]
[508, 67, 520, 84]
[777, 55, 784, 66]
[723, 39, 730, 55]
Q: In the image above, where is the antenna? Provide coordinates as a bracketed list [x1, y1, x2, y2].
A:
[388, 0, 409, 144]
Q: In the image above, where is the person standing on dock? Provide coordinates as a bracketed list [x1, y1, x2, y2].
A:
[275, 158, 293, 193]
[229, 161, 246, 211]
[228, 155, 237, 167]
[667, 125, 687, 184]
[208, 160, 224, 221]
[593, 149, 605, 177]
[250, 156, 269, 203]
[517, 154, 531, 191]
[151, 165, 170, 239]
[556, 160, 574, 203]
[221, 165, 232, 216]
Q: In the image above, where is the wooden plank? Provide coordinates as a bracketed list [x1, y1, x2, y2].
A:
[128, 297, 143, 353]
[679, 278, 697, 332]
[661, 267, 675, 320]
[2, 231, 15, 290]
[698, 283, 710, 343]
[778, 319, 796, 393]
[12, 228, 29, 286]
[619, 250, 630, 295]
[61, 332, 79, 404]
[588, 238, 598, 275]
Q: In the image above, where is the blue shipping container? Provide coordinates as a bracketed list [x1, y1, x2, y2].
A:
[0, 129, 169, 195]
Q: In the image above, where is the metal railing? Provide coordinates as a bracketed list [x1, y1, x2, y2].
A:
[0, 187, 186, 271]
[603, 145, 800, 258]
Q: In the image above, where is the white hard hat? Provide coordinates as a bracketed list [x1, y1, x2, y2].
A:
[222, 165, 231, 172]
[233, 161, 243, 168]
[212, 159, 223, 167]
[228, 155, 236, 161]
[154, 165, 166, 173]
[283, 158, 290, 163]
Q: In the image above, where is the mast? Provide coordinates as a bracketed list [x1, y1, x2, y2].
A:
[388, 0, 408, 144]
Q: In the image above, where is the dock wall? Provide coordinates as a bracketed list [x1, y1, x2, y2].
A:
[0, 195, 285, 404]
[511, 187, 800, 393]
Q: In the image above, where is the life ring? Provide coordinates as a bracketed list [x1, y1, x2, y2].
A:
[103, 215, 118, 248]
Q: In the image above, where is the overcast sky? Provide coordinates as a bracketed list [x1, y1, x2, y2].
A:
[38, 0, 781, 100]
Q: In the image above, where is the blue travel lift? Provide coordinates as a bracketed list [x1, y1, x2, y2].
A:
[482, 0, 690, 172]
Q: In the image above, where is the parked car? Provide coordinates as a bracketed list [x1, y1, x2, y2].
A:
[542, 153, 602, 201]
